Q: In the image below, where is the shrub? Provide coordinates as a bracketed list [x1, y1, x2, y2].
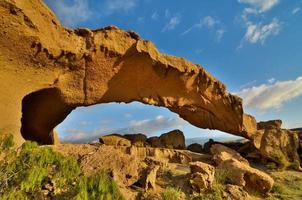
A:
[271, 151, 290, 171]
[192, 183, 223, 200]
[271, 183, 290, 200]
[163, 170, 173, 179]
[0, 137, 125, 200]
[162, 187, 181, 200]
[75, 171, 125, 200]
[214, 169, 232, 185]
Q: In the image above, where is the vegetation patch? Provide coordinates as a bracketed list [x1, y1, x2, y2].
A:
[162, 187, 181, 200]
[0, 134, 124, 200]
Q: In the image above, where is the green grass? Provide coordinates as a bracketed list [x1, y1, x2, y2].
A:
[214, 169, 233, 185]
[0, 134, 124, 200]
[162, 187, 182, 200]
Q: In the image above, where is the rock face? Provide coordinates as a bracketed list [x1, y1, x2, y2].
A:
[187, 143, 203, 153]
[124, 133, 147, 147]
[159, 130, 186, 149]
[140, 164, 160, 191]
[210, 144, 274, 193]
[189, 161, 215, 192]
[0, 0, 248, 145]
[257, 120, 282, 130]
[99, 134, 131, 147]
[255, 121, 300, 170]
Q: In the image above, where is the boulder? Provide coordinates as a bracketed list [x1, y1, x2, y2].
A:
[211, 144, 274, 193]
[223, 184, 251, 200]
[124, 133, 147, 147]
[146, 137, 162, 148]
[210, 144, 249, 165]
[140, 164, 160, 191]
[187, 143, 203, 153]
[189, 161, 215, 192]
[258, 128, 300, 170]
[257, 120, 282, 130]
[99, 134, 131, 147]
[217, 158, 274, 193]
[159, 129, 186, 149]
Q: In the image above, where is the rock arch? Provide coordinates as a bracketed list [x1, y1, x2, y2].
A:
[0, 0, 255, 145]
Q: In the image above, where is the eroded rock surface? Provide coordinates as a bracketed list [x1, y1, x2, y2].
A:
[0, 0, 249, 144]
[210, 144, 274, 193]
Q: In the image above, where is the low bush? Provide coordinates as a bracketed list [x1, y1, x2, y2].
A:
[162, 187, 181, 200]
[0, 134, 124, 200]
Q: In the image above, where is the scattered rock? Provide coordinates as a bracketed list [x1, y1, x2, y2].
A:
[217, 158, 274, 193]
[210, 144, 249, 165]
[211, 144, 274, 193]
[187, 143, 203, 153]
[159, 129, 186, 149]
[99, 134, 131, 147]
[223, 184, 251, 200]
[258, 128, 300, 170]
[140, 164, 160, 191]
[189, 161, 215, 192]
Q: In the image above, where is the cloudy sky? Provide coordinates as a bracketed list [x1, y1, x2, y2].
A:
[44, 0, 302, 143]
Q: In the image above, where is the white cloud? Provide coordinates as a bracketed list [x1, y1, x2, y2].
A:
[121, 115, 186, 134]
[182, 16, 220, 35]
[162, 16, 181, 32]
[236, 76, 302, 111]
[61, 115, 186, 143]
[241, 18, 281, 45]
[215, 28, 226, 42]
[104, 0, 138, 13]
[49, 0, 92, 27]
[238, 0, 279, 13]
[151, 11, 159, 20]
[292, 7, 301, 15]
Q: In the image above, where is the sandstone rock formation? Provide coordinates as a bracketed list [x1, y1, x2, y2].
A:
[99, 134, 131, 147]
[189, 161, 215, 192]
[255, 120, 301, 170]
[210, 144, 274, 193]
[0, 0, 250, 145]
[123, 133, 147, 147]
[223, 184, 251, 200]
[140, 164, 160, 191]
[159, 129, 186, 149]
[53, 144, 139, 187]
[187, 143, 203, 153]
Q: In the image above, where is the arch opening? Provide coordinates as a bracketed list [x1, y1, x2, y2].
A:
[21, 88, 75, 144]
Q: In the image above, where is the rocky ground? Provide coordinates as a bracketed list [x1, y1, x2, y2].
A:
[49, 122, 302, 200]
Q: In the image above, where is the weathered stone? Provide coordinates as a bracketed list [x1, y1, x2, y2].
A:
[217, 158, 274, 193]
[0, 0, 248, 145]
[140, 164, 160, 191]
[257, 128, 300, 170]
[211, 144, 274, 193]
[187, 143, 203, 153]
[124, 133, 147, 147]
[99, 134, 131, 147]
[257, 120, 282, 130]
[159, 129, 185, 149]
[146, 137, 162, 148]
[210, 144, 249, 165]
[53, 144, 139, 187]
[189, 161, 215, 192]
[223, 184, 251, 200]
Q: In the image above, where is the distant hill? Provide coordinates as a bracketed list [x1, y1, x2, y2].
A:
[185, 135, 244, 146]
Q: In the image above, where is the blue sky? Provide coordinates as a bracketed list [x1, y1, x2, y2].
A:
[44, 0, 302, 143]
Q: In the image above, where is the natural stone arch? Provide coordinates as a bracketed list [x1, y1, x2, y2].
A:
[0, 0, 256, 145]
